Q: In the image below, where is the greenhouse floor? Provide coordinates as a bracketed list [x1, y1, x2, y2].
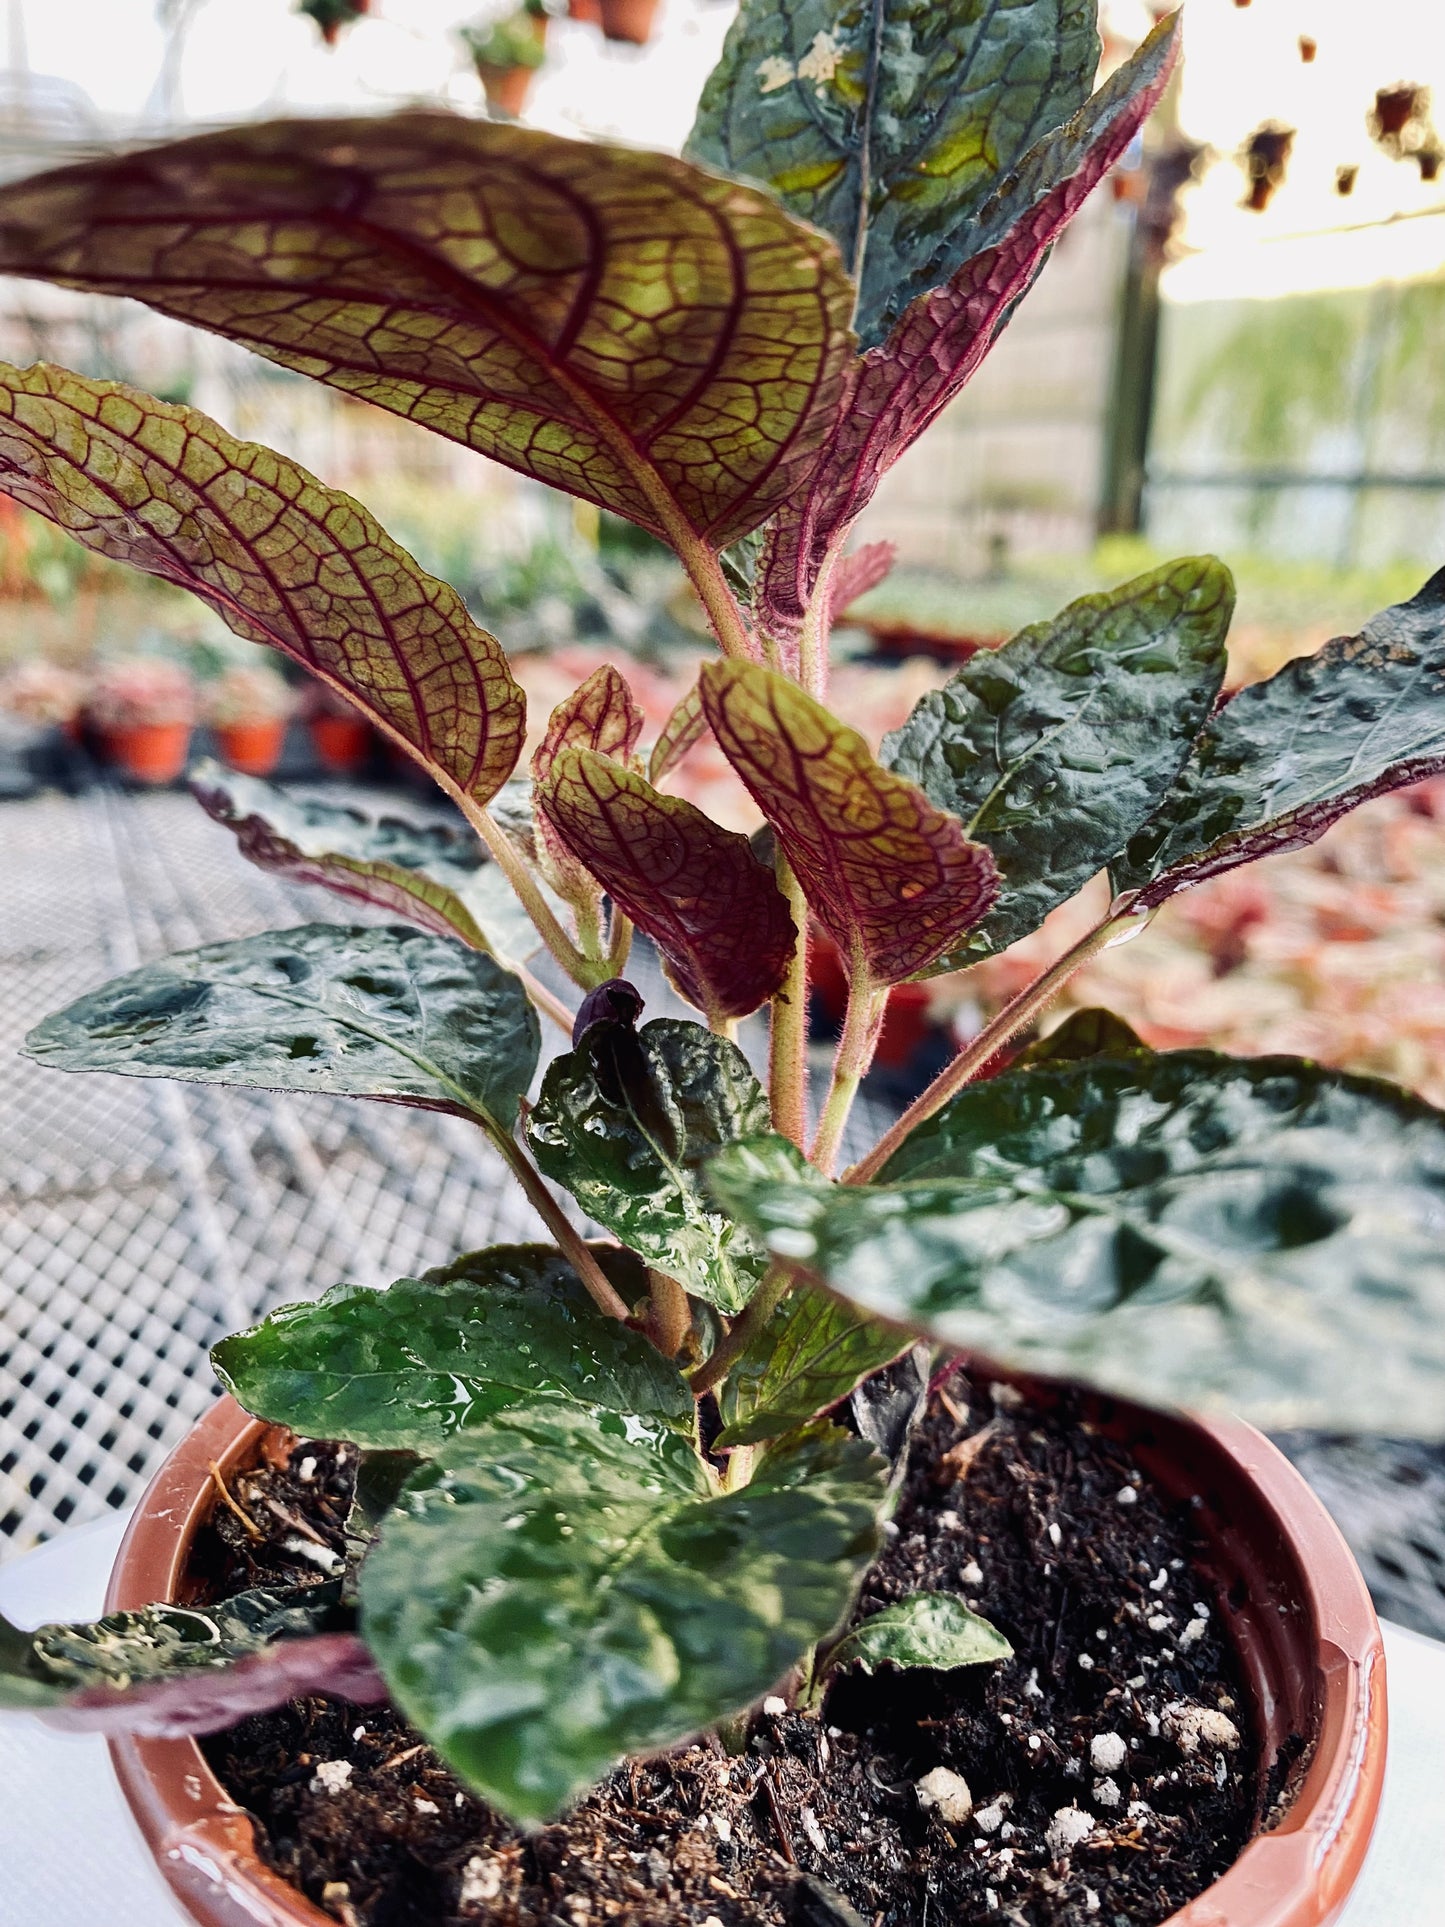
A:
[2, 784, 1445, 1649]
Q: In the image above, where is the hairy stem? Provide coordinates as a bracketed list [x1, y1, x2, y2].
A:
[846, 907, 1140, 1183]
[688, 1262, 794, 1399]
[645, 1269, 692, 1358]
[673, 530, 759, 664]
[769, 858, 811, 1148]
[606, 907, 634, 977]
[797, 538, 842, 702]
[810, 966, 887, 1176]
[487, 1125, 632, 1322]
[464, 801, 601, 988]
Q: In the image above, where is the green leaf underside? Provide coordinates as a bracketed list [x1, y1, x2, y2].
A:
[529, 1020, 771, 1314]
[1019, 1006, 1149, 1067]
[213, 1244, 692, 1451]
[883, 559, 1233, 967]
[0, 1582, 339, 1711]
[687, 0, 1098, 348]
[0, 363, 524, 805]
[1114, 565, 1445, 907]
[538, 747, 796, 1020]
[709, 1053, 1445, 1434]
[190, 764, 546, 963]
[755, 21, 1179, 647]
[700, 662, 997, 985]
[827, 1592, 1013, 1675]
[0, 115, 855, 549]
[714, 1282, 912, 1448]
[649, 682, 709, 785]
[360, 1411, 887, 1822]
[24, 923, 539, 1130]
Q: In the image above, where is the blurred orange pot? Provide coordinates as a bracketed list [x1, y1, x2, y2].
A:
[104, 722, 192, 785]
[308, 713, 372, 774]
[214, 718, 287, 777]
[600, 0, 659, 42]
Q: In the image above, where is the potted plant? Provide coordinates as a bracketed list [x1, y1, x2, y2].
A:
[0, 8, 1437, 1923]
[0, 656, 88, 742]
[460, 6, 548, 118]
[204, 663, 297, 776]
[599, 0, 659, 45]
[305, 681, 374, 775]
[85, 657, 197, 784]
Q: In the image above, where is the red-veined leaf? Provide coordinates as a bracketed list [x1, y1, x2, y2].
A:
[0, 114, 855, 553]
[699, 661, 997, 986]
[756, 20, 1179, 649]
[830, 540, 898, 623]
[649, 681, 709, 784]
[537, 745, 795, 1021]
[0, 361, 525, 804]
[532, 664, 647, 908]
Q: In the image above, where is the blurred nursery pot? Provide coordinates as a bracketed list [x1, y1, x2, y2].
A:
[204, 666, 295, 778]
[461, 7, 547, 117]
[104, 1390, 1385, 1927]
[86, 658, 196, 786]
[305, 686, 373, 774]
[599, 0, 659, 44]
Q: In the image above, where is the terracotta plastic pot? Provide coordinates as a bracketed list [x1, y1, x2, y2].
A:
[214, 718, 287, 777]
[599, 0, 659, 44]
[103, 721, 193, 785]
[308, 713, 372, 775]
[105, 1391, 1384, 1927]
[567, 0, 602, 19]
[476, 61, 535, 118]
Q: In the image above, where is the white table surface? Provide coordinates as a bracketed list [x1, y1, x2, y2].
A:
[2, 1511, 1443, 1927]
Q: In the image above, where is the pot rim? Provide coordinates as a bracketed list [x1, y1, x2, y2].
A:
[105, 1392, 1385, 1927]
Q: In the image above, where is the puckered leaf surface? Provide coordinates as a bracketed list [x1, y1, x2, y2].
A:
[714, 1283, 911, 1449]
[191, 763, 544, 962]
[24, 923, 539, 1129]
[700, 661, 997, 984]
[826, 1593, 1013, 1675]
[0, 1582, 384, 1734]
[213, 1243, 693, 1450]
[1114, 566, 1445, 907]
[360, 1410, 886, 1822]
[756, 22, 1178, 645]
[529, 1019, 771, 1313]
[688, 0, 1099, 348]
[1020, 1006, 1149, 1067]
[710, 1052, 1445, 1433]
[0, 115, 855, 550]
[537, 746, 796, 1020]
[882, 558, 1232, 966]
[0, 362, 524, 805]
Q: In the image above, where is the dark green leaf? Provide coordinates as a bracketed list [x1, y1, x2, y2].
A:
[213, 1243, 693, 1451]
[711, 1053, 1445, 1433]
[714, 1283, 911, 1449]
[190, 763, 546, 963]
[537, 747, 797, 1021]
[688, 0, 1098, 347]
[700, 661, 997, 985]
[0, 116, 854, 549]
[24, 923, 539, 1129]
[529, 1020, 771, 1314]
[882, 558, 1232, 966]
[1114, 567, 1445, 907]
[360, 1410, 887, 1821]
[0, 362, 525, 806]
[825, 1592, 1012, 1676]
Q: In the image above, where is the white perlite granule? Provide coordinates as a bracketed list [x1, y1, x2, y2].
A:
[1089, 1731, 1128, 1773]
[916, 1766, 973, 1823]
[973, 1800, 1008, 1835]
[1092, 1777, 1122, 1809]
[1163, 1702, 1241, 1756]
[309, 1759, 353, 1795]
[762, 1696, 787, 1716]
[459, 1856, 504, 1905]
[1045, 1806, 1094, 1856]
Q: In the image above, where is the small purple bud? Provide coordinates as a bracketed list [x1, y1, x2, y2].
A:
[572, 978, 644, 1046]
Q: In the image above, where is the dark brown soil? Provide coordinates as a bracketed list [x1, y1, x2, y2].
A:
[201, 1372, 1262, 1927]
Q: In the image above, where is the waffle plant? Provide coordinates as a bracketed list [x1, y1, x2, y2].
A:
[4, 0, 1445, 1828]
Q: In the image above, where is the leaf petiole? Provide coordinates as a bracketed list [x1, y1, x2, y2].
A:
[463, 799, 604, 989]
[768, 857, 810, 1148]
[688, 1261, 794, 1399]
[846, 904, 1144, 1183]
[484, 1125, 632, 1323]
[810, 965, 887, 1177]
